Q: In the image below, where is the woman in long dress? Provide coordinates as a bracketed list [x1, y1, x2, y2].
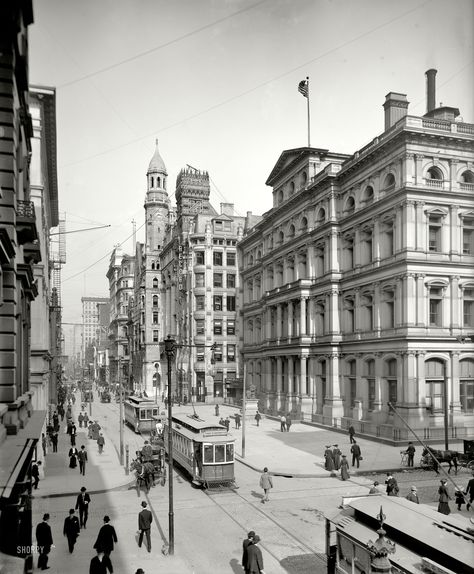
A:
[438, 479, 451, 515]
[69, 447, 78, 469]
[340, 455, 350, 481]
[332, 445, 342, 470]
[324, 446, 335, 471]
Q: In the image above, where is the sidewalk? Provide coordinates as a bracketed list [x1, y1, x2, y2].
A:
[36, 399, 133, 498]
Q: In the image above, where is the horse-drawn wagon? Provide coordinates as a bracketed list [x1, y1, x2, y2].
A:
[421, 440, 474, 474]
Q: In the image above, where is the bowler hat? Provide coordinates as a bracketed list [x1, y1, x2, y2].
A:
[141, 501, 147, 507]
[253, 535, 261, 544]
[247, 531, 255, 538]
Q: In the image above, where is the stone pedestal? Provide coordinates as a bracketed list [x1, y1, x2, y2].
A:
[241, 398, 259, 419]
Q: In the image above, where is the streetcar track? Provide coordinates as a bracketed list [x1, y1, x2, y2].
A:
[204, 484, 327, 568]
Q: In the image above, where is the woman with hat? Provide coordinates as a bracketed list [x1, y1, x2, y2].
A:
[438, 479, 451, 514]
[340, 454, 350, 481]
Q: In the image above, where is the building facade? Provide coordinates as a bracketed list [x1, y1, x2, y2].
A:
[106, 248, 134, 389]
[81, 295, 109, 376]
[239, 70, 474, 441]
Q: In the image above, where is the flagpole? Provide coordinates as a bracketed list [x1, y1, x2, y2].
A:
[306, 76, 311, 147]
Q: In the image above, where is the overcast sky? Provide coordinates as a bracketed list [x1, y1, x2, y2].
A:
[29, 0, 474, 325]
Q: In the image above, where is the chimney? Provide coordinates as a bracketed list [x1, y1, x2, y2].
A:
[220, 203, 234, 216]
[426, 68, 437, 113]
[383, 92, 409, 130]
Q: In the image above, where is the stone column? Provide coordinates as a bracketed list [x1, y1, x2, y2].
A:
[404, 274, 416, 326]
[374, 353, 383, 412]
[328, 192, 337, 222]
[416, 274, 426, 326]
[354, 226, 361, 269]
[288, 356, 294, 396]
[450, 204, 459, 256]
[288, 301, 294, 339]
[450, 352, 462, 416]
[404, 200, 416, 250]
[323, 352, 344, 419]
[354, 288, 361, 333]
[441, 212, 449, 255]
[300, 296, 307, 336]
[415, 153, 424, 185]
[373, 217, 381, 263]
[395, 277, 403, 327]
[395, 205, 403, 253]
[373, 282, 381, 333]
[328, 289, 340, 334]
[276, 304, 282, 339]
[450, 275, 460, 329]
[328, 230, 339, 272]
[449, 158, 458, 192]
[299, 356, 306, 396]
[416, 352, 426, 405]
[307, 243, 315, 278]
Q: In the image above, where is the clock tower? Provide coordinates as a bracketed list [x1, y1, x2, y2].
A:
[145, 139, 169, 251]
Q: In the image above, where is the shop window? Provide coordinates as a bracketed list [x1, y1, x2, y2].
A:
[460, 359, 474, 413]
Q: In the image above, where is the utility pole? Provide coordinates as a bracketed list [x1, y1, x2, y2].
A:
[119, 356, 124, 465]
[242, 361, 246, 459]
[164, 335, 176, 555]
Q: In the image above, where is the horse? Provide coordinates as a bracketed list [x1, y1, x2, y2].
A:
[422, 447, 459, 474]
[130, 459, 154, 493]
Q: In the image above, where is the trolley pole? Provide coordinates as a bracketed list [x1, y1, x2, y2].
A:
[242, 361, 246, 459]
[165, 335, 176, 555]
[119, 356, 124, 465]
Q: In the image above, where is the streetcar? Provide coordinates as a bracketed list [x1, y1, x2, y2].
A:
[124, 395, 160, 433]
[164, 413, 235, 488]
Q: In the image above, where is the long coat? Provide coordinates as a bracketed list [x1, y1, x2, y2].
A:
[36, 521, 53, 551]
[340, 458, 350, 480]
[332, 448, 342, 470]
[63, 515, 80, 540]
[247, 543, 264, 574]
[438, 485, 451, 515]
[138, 508, 153, 530]
[89, 554, 114, 574]
[324, 449, 335, 471]
[93, 523, 118, 553]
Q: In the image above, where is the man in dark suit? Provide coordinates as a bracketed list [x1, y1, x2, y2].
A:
[242, 530, 255, 574]
[63, 508, 80, 553]
[31, 460, 41, 489]
[247, 534, 265, 574]
[77, 445, 88, 476]
[89, 549, 113, 574]
[93, 515, 118, 557]
[350, 440, 362, 468]
[465, 472, 474, 510]
[138, 501, 153, 552]
[36, 513, 53, 570]
[75, 486, 91, 528]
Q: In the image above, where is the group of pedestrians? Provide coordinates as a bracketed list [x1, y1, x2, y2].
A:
[242, 530, 265, 574]
[279, 413, 292, 431]
[323, 440, 362, 480]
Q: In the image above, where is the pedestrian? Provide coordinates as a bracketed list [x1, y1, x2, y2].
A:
[93, 515, 118, 557]
[405, 442, 416, 467]
[41, 432, 47, 456]
[332, 445, 342, 470]
[225, 417, 230, 432]
[386, 473, 399, 496]
[78, 445, 88, 476]
[465, 472, 474, 510]
[247, 534, 265, 574]
[83, 411, 89, 426]
[76, 486, 91, 528]
[259, 467, 273, 503]
[235, 412, 241, 429]
[70, 423, 77, 446]
[255, 411, 261, 427]
[51, 430, 58, 452]
[340, 454, 350, 481]
[58, 404, 65, 421]
[242, 530, 255, 574]
[219, 417, 225, 427]
[135, 570, 145, 574]
[69, 446, 79, 469]
[348, 425, 355, 444]
[455, 486, 465, 511]
[31, 460, 41, 489]
[36, 513, 53, 570]
[286, 413, 292, 431]
[324, 445, 335, 472]
[438, 479, 451, 515]
[89, 549, 114, 574]
[369, 481, 380, 494]
[138, 501, 153, 552]
[88, 421, 94, 439]
[350, 440, 362, 468]
[63, 508, 80, 553]
[53, 412, 59, 431]
[215, 404, 219, 417]
[279, 414, 286, 432]
[406, 485, 420, 504]
[78, 412, 84, 428]
[97, 433, 105, 454]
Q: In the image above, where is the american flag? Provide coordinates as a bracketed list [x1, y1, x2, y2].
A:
[298, 78, 308, 98]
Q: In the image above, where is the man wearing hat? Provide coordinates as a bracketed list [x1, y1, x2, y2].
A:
[36, 513, 53, 570]
[93, 515, 118, 557]
[138, 501, 153, 552]
[63, 508, 80, 553]
[406, 485, 420, 503]
[465, 472, 474, 510]
[242, 530, 255, 574]
[75, 486, 91, 529]
[369, 481, 381, 494]
[247, 534, 265, 574]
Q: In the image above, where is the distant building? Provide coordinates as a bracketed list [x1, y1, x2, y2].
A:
[238, 70, 474, 439]
[81, 296, 109, 374]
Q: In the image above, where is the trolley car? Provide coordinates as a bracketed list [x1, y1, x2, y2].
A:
[124, 395, 160, 433]
[164, 413, 235, 488]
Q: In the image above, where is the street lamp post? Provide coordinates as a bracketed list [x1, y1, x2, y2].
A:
[164, 335, 176, 555]
[119, 356, 124, 465]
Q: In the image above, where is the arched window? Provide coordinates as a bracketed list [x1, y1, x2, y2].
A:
[460, 170, 474, 183]
[300, 217, 308, 232]
[152, 277, 158, 288]
[300, 171, 307, 186]
[151, 177, 154, 187]
[427, 166, 443, 180]
[382, 173, 395, 189]
[151, 261, 155, 270]
[277, 230, 284, 245]
[316, 208, 326, 223]
[289, 181, 295, 195]
[277, 190, 284, 204]
[344, 196, 355, 214]
[362, 186, 374, 204]
[384, 358, 398, 405]
[157, 176, 161, 187]
[153, 295, 158, 307]
[288, 224, 296, 238]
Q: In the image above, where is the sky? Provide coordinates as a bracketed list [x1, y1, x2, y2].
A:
[29, 0, 474, 325]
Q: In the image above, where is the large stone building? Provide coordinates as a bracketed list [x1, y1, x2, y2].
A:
[239, 70, 474, 441]
[81, 295, 109, 373]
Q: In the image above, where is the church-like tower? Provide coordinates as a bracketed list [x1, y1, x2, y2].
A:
[145, 139, 169, 251]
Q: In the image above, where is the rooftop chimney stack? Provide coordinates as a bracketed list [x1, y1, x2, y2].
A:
[383, 92, 409, 131]
[426, 68, 437, 113]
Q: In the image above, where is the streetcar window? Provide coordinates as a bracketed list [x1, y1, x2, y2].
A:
[226, 444, 234, 462]
[135, 408, 139, 418]
[152, 408, 158, 417]
[215, 445, 225, 463]
[204, 444, 214, 463]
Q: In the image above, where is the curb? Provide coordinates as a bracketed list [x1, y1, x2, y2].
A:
[31, 479, 136, 499]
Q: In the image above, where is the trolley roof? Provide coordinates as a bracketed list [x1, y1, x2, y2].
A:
[167, 413, 235, 443]
[125, 395, 159, 407]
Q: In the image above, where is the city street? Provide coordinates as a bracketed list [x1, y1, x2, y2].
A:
[31, 392, 473, 573]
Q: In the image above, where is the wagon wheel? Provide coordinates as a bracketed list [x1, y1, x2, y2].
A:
[468, 460, 474, 472]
